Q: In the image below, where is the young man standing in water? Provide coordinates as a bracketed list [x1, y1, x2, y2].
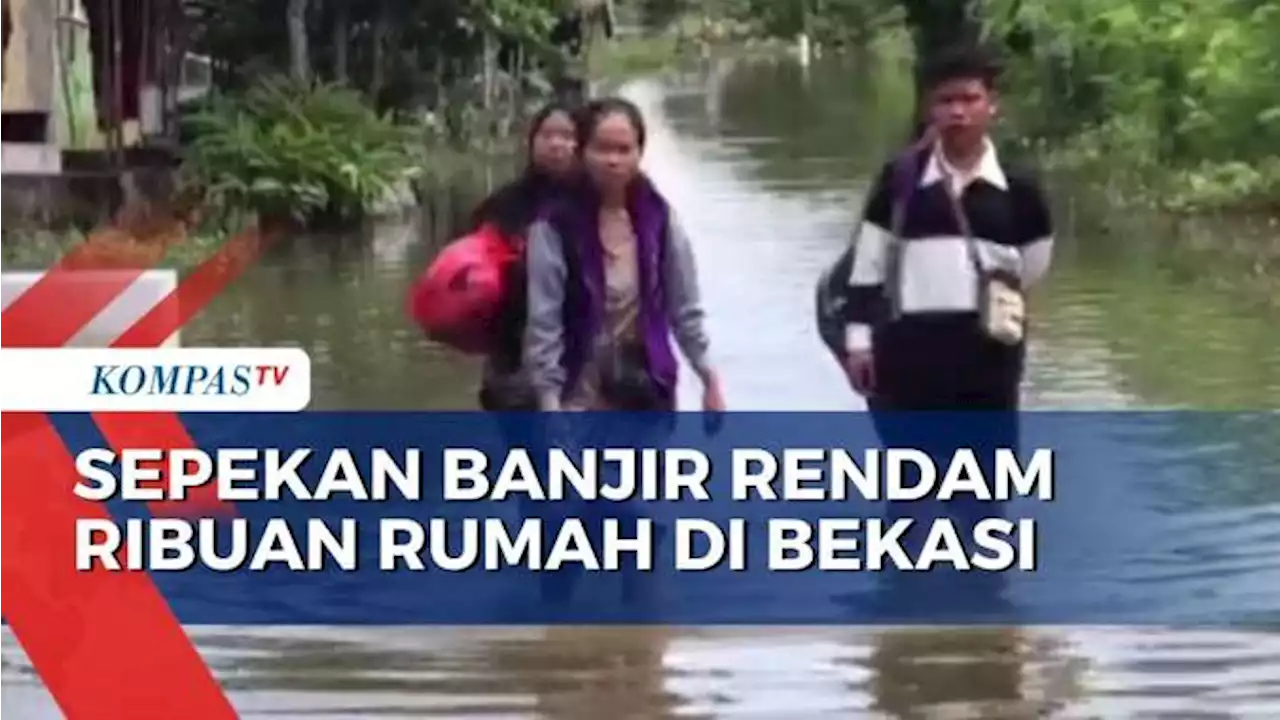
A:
[835, 46, 1056, 614]
[839, 45, 1055, 412]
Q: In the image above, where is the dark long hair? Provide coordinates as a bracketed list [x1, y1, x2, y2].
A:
[469, 101, 576, 238]
[471, 102, 576, 373]
[574, 96, 648, 153]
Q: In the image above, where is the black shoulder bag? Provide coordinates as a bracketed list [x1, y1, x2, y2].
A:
[814, 150, 922, 360]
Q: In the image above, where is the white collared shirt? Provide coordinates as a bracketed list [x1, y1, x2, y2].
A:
[920, 137, 1008, 195]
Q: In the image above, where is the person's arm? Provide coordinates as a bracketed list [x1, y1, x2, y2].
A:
[522, 220, 569, 411]
[842, 161, 897, 356]
[663, 212, 715, 385]
[1016, 174, 1055, 288]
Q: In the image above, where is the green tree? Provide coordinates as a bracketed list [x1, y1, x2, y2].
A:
[687, 0, 1280, 212]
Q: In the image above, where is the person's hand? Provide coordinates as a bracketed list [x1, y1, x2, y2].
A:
[700, 370, 726, 435]
[701, 371, 726, 412]
[841, 350, 876, 397]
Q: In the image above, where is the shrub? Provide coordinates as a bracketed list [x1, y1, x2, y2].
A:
[183, 77, 424, 228]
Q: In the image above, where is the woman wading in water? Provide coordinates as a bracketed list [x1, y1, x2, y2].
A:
[470, 101, 579, 411]
[523, 97, 722, 606]
[523, 97, 725, 413]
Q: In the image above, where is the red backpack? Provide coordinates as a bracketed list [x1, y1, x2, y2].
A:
[407, 223, 523, 355]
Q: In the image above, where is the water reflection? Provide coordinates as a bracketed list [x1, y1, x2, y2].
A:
[867, 628, 1043, 719]
[489, 629, 684, 720]
[185, 173, 494, 411]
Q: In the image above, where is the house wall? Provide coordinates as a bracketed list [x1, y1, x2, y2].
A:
[2, 0, 57, 115]
[5, 0, 184, 171]
[51, 0, 104, 149]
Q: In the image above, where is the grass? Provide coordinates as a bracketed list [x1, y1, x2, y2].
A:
[1027, 153, 1280, 309]
[0, 133, 524, 274]
[1, 225, 234, 272]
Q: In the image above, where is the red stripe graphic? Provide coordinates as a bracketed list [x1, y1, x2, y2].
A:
[1, 224, 274, 719]
[1, 414, 236, 720]
[96, 228, 269, 517]
[2, 268, 144, 348]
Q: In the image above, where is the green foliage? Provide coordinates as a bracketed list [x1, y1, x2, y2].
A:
[712, 0, 903, 48]
[1164, 158, 1280, 215]
[635, 0, 689, 30]
[980, 0, 1280, 213]
[190, 0, 581, 110]
[709, 0, 1280, 215]
[470, 0, 568, 38]
[180, 0, 592, 224]
[183, 78, 424, 227]
[0, 227, 228, 271]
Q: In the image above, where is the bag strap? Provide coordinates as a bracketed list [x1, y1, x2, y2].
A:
[937, 169, 986, 279]
[882, 133, 934, 318]
[889, 130, 934, 236]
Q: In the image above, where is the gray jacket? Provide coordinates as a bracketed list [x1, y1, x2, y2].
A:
[522, 214, 712, 410]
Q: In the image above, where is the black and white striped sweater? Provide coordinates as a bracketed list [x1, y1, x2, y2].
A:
[842, 139, 1055, 401]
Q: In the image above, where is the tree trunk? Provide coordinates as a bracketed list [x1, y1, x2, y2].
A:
[287, 0, 310, 84]
[370, 0, 390, 98]
[332, 0, 349, 83]
[509, 44, 525, 136]
[899, 0, 983, 91]
[482, 30, 497, 113]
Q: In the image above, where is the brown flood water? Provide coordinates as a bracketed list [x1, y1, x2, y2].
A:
[4, 57, 1280, 718]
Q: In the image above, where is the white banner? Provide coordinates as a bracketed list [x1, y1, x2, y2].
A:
[0, 347, 312, 412]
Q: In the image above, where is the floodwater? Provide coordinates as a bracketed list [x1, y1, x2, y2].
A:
[5, 56, 1280, 718]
